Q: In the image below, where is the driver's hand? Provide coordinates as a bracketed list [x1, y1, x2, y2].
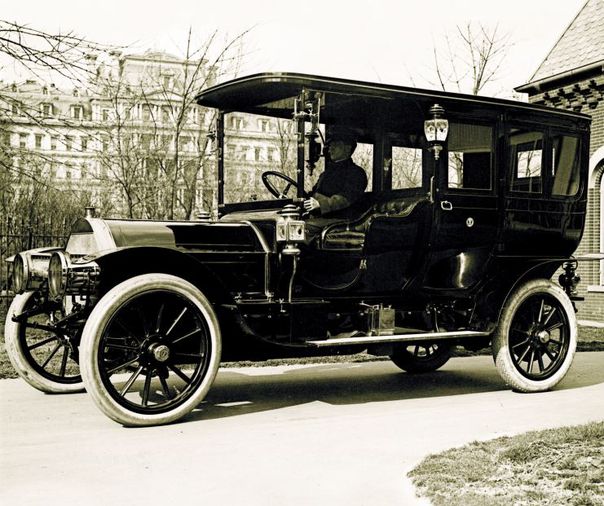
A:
[303, 197, 320, 213]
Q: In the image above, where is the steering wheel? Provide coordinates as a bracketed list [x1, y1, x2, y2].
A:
[261, 170, 302, 199]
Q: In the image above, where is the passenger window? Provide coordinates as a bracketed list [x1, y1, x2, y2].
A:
[352, 143, 373, 191]
[510, 130, 543, 193]
[551, 135, 580, 196]
[447, 123, 493, 190]
[391, 146, 422, 189]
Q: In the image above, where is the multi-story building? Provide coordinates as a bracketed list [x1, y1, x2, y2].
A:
[1, 50, 218, 219]
[1, 50, 298, 220]
[515, 0, 604, 321]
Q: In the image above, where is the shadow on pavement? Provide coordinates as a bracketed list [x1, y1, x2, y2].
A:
[187, 354, 604, 423]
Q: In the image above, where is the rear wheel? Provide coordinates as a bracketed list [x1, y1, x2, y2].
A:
[390, 342, 452, 373]
[5, 291, 83, 393]
[492, 279, 576, 392]
[80, 274, 221, 426]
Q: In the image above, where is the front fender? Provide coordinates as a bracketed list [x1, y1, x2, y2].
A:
[91, 246, 234, 306]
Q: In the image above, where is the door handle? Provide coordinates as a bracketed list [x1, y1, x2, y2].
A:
[440, 200, 453, 211]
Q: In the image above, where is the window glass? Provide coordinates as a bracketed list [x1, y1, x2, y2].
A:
[224, 112, 298, 203]
[510, 129, 543, 193]
[551, 135, 580, 196]
[447, 123, 493, 190]
[392, 146, 422, 189]
[351, 143, 373, 192]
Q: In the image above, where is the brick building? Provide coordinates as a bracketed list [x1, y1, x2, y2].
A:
[515, 0, 604, 321]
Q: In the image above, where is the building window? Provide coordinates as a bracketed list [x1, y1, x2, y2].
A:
[254, 147, 262, 161]
[50, 136, 57, 151]
[71, 105, 84, 120]
[162, 105, 172, 123]
[226, 144, 235, 160]
[19, 133, 28, 149]
[102, 109, 110, 121]
[268, 148, 278, 162]
[35, 134, 43, 149]
[230, 116, 243, 130]
[81, 136, 88, 151]
[11, 102, 20, 115]
[237, 145, 249, 161]
[64, 136, 73, 151]
[258, 119, 269, 132]
[41, 103, 53, 117]
[102, 137, 109, 152]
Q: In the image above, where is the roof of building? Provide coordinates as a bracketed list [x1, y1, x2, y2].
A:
[528, 0, 604, 83]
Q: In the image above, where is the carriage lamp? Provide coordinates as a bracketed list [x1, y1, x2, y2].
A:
[276, 204, 305, 256]
[424, 104, 449, 160]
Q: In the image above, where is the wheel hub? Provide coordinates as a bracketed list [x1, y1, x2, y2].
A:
[536, 329, 550, 344]
[148, 343, 171, 363]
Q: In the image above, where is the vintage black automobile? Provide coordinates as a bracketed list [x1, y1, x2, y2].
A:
[5, 73, 594, 426]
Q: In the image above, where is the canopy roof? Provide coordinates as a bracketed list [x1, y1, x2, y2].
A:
[196, 72, 590, 124]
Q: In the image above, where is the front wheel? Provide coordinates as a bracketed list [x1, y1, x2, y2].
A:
[492, 279, 577, 392]
[80, 274, 221, 426]
[5, 291, 84, 393]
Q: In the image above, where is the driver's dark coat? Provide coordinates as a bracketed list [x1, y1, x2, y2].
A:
[312, 158, 367, 215]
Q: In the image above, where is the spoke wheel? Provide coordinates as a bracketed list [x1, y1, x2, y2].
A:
[493, 279, 576, 392]
[5, 291, 83, 393]
[390, 342, 452, 373]
[80, 274, 221, 426]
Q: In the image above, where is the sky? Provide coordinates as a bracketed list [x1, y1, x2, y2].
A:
[0, 0, 586, 98]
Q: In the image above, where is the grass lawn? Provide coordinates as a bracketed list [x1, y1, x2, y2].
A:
[409, 421, 604, 506]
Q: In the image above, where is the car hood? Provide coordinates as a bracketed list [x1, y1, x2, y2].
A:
[67, 217, 272, 256]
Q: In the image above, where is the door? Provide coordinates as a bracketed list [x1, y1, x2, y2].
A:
[426, 121, 498, 290]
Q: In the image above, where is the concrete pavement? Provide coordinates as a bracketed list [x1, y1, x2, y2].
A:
[1, 352, 603, 505]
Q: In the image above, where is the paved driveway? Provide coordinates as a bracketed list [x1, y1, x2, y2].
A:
[1, 353, 603, 506]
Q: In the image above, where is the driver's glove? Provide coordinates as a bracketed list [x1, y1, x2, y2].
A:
[303, 197, 321, 214]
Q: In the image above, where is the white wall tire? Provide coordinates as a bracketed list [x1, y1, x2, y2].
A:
[4, 292, 84, 393]
[80, 274, 221, 426]
[492, 279, 577, 392]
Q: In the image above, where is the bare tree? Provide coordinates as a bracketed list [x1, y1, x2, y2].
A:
[93, 28, 249, 220]
[431, 22, 512, 96]
[0, 20, 114, 84]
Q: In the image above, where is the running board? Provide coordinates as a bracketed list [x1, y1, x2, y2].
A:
[306, 330, 491, 347]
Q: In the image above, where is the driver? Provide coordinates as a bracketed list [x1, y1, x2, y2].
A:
[303, 129, 367, 216]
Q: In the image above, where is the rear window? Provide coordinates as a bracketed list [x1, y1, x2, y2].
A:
[510, 129, 543, 194]
[551, 135, 580, 196]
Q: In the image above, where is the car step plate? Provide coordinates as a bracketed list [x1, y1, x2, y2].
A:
[306, 330, 490, 347]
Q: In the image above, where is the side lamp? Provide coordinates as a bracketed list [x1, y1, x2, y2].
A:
[424, 104, 449, 160]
